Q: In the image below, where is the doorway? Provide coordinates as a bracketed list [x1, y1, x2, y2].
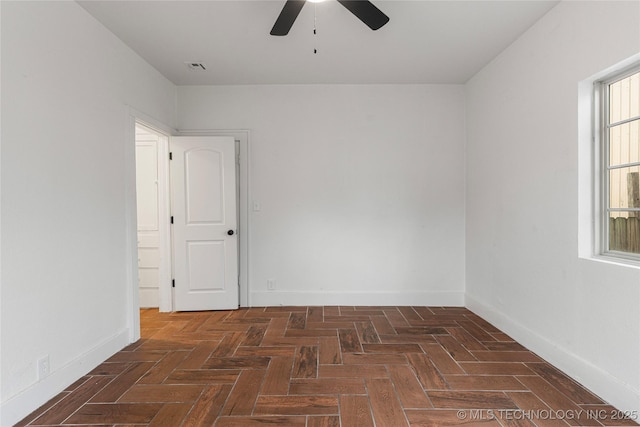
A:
[129, 119, 251, 323]
[134, 123, 171, 311]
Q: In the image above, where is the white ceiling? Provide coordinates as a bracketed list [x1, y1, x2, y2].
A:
[78, 0, 559, 85]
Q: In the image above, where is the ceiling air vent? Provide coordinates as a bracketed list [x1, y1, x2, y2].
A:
[185, 62, 207, 71]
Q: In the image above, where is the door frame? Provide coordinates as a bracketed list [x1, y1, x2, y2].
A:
[125, 108, 176, 342]
[125, 109, 251, 342]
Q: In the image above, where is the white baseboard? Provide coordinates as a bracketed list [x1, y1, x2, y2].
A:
[0, 329, 130, 427]
[250, 290, 465, 307]
[465, 293, 640, 414]
[139, 287, 159, 308]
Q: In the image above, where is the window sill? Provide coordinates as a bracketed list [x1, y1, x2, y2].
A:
[585, 253, 640, 270]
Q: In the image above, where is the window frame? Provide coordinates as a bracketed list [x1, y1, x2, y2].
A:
[597, 64, 640, 262]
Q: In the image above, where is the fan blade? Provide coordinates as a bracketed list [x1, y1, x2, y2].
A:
[337, 0, 389, 30]
[271, 0, 306, 36]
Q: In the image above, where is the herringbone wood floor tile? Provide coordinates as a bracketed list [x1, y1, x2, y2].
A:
[17, 307, 638, 427]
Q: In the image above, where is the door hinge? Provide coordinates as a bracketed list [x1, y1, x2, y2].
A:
[172, 279, 175, 288]
[170, 216, 174, 224]
[169, 152, 173, 160]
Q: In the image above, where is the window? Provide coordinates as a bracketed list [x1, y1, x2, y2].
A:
[600, 66, 640, 258]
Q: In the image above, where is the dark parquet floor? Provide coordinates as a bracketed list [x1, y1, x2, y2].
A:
[16, 306, 639, 426]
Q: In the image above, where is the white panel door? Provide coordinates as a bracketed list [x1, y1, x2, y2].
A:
[135, 137, 161, 308]
[171, 136, 238, 311]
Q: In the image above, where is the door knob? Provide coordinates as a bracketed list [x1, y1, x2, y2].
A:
[227, 230, 235, 236]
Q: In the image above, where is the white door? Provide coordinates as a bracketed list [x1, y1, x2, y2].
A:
[135, 136, 161, 308]
[171, 136, 238, 311]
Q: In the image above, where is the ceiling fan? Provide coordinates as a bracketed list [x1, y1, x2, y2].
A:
[270, 0, 389, 36]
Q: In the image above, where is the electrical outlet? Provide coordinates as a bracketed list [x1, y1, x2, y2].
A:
[267, 279, 276, 291]
[37, 355, 50, 380]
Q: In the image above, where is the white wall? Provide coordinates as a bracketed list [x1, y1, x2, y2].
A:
[178, 85, 466, 307]
[0, 1, 176, 424]
[465, 0, 640, 413]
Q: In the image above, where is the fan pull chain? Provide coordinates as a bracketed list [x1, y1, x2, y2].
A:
[313, 3, 317, 54]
